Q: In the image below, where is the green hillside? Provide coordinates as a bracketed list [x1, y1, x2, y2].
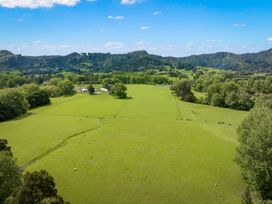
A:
[1, 48, 272, 72]
[0, 85, 248, 204]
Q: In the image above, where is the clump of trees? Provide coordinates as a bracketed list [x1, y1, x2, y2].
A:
[0, 140, 70, 204]
[110, 83, 127, 99]
[0, 73, 29, 89]
[236, 95, 272, 202]
[190, 69, 272, 111]
[0, 78, 78, 121]
[0, 89, 29, 121]
[171, 80, 196, 103]
[6, 170, 70, 204]
[0, 83, 53, 121]
[43, 78, 75, 97]
[20, 84, 51, 109]
[205, 81, 253, 110]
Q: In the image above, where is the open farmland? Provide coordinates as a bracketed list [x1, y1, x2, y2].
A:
[0, 85, 248, 204]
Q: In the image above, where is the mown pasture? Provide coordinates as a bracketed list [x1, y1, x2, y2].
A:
[0, 85, 248, 204]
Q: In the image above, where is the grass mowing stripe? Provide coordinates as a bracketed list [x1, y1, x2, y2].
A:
[173, 95, 183, 120]
[113, 86, 138, 119]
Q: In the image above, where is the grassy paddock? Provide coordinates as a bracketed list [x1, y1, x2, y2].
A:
[0, 85, 248, 204]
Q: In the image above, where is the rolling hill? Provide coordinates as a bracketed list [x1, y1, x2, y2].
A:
[1, 48, 272, 72]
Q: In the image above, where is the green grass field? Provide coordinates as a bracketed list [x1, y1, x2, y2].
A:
[0, 85, 248, 204]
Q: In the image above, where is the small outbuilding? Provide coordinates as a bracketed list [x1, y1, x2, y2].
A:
[78, 87, 89, 93]
[100, 88, 109, 93]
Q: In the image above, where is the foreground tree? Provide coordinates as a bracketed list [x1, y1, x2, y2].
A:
[171, 80, 196, 102]
[236, 95, 272, 201]
[110, 83, 127, 99]
[0, 153, 22, 204]
[6, 170, 69, 204]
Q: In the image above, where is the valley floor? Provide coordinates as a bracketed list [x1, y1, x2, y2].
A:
[0, 85, 248, 204]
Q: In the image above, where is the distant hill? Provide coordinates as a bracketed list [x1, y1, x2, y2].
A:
[1, 49, 272, 72]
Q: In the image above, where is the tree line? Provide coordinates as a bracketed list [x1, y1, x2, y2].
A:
[0, 80, 75, 121]
[172, 68, 272, 111]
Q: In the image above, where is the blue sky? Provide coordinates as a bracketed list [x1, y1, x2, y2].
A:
[1, 0, 272, 56]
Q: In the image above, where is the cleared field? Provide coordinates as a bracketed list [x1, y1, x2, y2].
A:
[0, 85, 248, 204]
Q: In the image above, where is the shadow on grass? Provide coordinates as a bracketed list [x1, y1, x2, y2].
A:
[114, 96, 134, 100]
[11, 112, 34, 121]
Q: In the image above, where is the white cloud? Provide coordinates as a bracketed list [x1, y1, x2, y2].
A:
[121, 0, 141, 5]
[104, 41, 124, 51]
[108, 15, 124, 20]
[0, 0, 80, 8]
[207, 39, 222, 43]
[135, 41, 146, 49]
[9, 18, 24, 22]
[267, 37, 272, 42]
[153, 11, 162, 16]
[140, 26, 150, 30]
[185, 42, 193, 50]
[233, 23, 246, 27]
[33, 40, 42, 44]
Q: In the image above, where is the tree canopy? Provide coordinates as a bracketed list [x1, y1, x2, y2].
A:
[110, 83, 127, 99]
[236, 95, 272, 201]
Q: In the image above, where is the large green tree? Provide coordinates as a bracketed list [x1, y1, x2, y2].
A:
[0, 89, 29, 121]
[6, 170, 69, 204]
[57, 80, 75, 96]
[110, 82, 127, 99]
[236, 95, 272, 201]
[0, 153, 22, 204]
[26, 90, 51, 109]
[171, 80, 196, 102]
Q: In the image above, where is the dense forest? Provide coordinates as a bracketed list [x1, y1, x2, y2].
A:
[2, 48, 272, 73]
